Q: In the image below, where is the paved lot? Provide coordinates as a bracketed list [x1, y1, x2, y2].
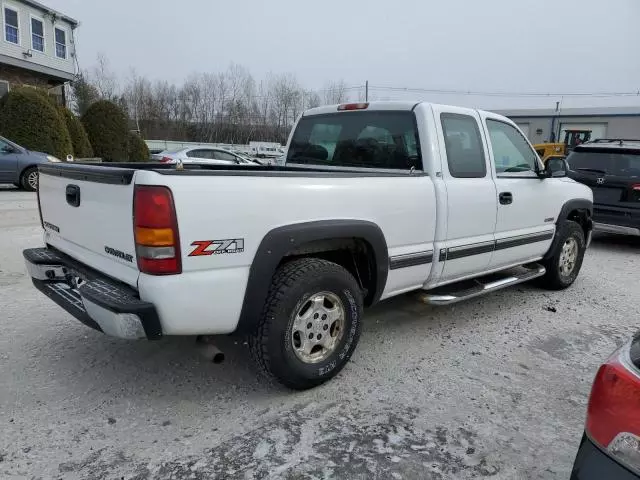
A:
[1, 186, 639, 480]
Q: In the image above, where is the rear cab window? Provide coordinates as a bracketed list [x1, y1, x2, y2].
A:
[568, 146, 640, 204]
[567, 148, 640, 177]
[287, 111, 422, 170]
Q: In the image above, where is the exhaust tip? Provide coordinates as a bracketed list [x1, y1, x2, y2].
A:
[212, 352, 225, 364]
[196, 336, 225, 364]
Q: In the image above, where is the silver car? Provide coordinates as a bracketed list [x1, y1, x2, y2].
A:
[152, 147, 259, 166]
[0, 136, 62, 191]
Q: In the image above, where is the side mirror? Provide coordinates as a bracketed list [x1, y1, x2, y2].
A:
[1, 145, 15, 154]
[545, 157, 568, 178]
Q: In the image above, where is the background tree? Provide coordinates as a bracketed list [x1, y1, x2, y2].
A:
[70, 72, 100, 116]
[75, 54, 355, 145]
[0, 87, 73, 158]
[81, 100, 128, 162]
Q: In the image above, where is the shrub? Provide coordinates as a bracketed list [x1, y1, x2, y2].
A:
[0, 87, 73, 158]
[127, 132, 150, 162]
[81, 100, 128, 162]
[60, 107, 93, 158]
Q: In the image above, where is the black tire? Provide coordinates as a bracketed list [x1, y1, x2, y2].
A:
[537, 221, 586, 290]
[249, 258, 363, 390]
[20, 167, 38, 192]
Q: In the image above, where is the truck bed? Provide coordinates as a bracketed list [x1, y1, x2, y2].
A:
[36, 160, 436, 335]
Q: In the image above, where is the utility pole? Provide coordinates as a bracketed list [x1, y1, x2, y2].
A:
[365, 80, 369, 102]
[550, 101, 560, 142]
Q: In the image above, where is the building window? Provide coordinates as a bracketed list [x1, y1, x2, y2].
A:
[55, 27, 66, 58]
[31, 17, 44, 52]
[4, 7, 19, 44]
[0, 80, 9, 97]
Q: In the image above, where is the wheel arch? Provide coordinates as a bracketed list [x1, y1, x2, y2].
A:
[236, 220, 389, 334]
[544, 199, 593, 260]
[19, 163, 39, 176]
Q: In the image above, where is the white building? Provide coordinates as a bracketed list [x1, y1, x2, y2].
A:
[0, 0, 78, 105]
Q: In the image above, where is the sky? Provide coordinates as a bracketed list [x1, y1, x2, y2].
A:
[46, 0, 640, 110]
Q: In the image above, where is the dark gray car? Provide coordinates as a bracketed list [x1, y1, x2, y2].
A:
[0, 136, 61, 191]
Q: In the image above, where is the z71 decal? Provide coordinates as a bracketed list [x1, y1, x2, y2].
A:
[189, 239, 245, 257]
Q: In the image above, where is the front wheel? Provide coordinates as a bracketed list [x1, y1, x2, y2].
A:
[20, 167, 39, 192]
[249, 258, 363, 390]
[537, 221, 586, 290]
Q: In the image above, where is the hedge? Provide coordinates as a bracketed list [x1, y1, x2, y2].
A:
[127, 132, 150, 162]
[81, 100, 128, 162]
[0, 87, 73, 159]
[60, 107, 93, 158]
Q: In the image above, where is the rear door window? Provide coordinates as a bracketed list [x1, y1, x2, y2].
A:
[213, 151, 238, 162]
[186, 149, 213, 159]
[441, 113, 487, 178]
[287, 111, 421, 170]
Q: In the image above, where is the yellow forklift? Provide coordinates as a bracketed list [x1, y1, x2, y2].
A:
[533, 129, 592, 163]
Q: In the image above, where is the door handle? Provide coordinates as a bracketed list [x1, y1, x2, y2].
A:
[499, 192, 513, 205]
[66, 184, 81, 207]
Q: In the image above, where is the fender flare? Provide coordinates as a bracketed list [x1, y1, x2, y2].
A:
[544, 199, 593, 260]
[236, 219, 389, 334]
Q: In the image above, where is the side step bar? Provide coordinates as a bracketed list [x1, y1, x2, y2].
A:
[419, 263, 546, 306]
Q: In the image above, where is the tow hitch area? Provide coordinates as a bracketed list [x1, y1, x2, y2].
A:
[23, 247, 163, 340]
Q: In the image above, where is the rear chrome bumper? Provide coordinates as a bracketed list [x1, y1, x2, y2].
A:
[594, 222, 640, 237]
[24, 247, 162, 340]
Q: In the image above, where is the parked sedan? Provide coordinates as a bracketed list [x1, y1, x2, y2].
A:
[571, 334, 640, 479]
[0, 136, 62, 191]
[152, 147, 259, 166]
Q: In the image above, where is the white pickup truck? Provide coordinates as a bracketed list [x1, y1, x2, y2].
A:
[24, 101, 593, 389]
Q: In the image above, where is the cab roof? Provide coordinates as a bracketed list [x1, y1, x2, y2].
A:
[303, 101, 419, 116]
[302, 101, 496, 118]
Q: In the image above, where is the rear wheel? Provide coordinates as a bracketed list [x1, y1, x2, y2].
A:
[249, 258, 363, 390]
[538, 221, 586, 290]
[20, 167, 38, 192]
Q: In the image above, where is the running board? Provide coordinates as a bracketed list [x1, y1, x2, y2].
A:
[419, 263, 546, 306]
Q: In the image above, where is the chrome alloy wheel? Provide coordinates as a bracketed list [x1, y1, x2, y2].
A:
[291, 291, 345, 364]
[559, 237, 578, 276]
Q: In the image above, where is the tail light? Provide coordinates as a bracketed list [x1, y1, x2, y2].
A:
[133, 185, 181, 275]
[585, 338, 640, 474]
[337, 103, 369, 111]
[160, 156, 173, 163]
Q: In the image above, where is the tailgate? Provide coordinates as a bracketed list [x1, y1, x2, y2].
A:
[38, 164, 140, 287]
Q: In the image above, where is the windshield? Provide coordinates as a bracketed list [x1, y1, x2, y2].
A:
[567, 149, 640, 177]
[287, 111, 422, 170]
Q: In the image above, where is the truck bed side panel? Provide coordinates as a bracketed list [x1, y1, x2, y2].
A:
[134, 170, 436, 334]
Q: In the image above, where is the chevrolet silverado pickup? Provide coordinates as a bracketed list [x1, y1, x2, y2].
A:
[24, 101, 593, 389]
